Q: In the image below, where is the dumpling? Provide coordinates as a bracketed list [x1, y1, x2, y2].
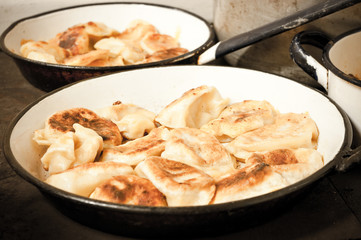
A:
[33, 108, 122, 147]
[225, 113, 319, 159]
[119, 44, 146, 64]
[100, 126, 170, 166]
[140, 33, 180, 55]
[25, 50, 58, 64]
[94, 37, 146, 64]
[143, 48, 188, 63]
[116, 20, 158, 45]
[40, 124, 103, 174]
[40, 131, 75, 175]
[72, 124, 103, 166]
[89, 175, 167, 206]
[45, 161, 134, 197]
[155, 85, 229, 129]
[63, 49, 110, 66]
[160, 127, 236, 180]
[212, 163, 287, 204]
[82, 21, 118, 40]
[52, 25, 90, 56]
[85, 55, 125, 67]
[94, 37, 128, 57]
[20, 40, 68, 63]
[246, 148, 324, 184]
[135, 157, 216, 206]
[95, 102, 156, 140]
[201, 100, 279, 142]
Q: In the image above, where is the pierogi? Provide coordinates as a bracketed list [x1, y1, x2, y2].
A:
[34, 85, 324, 207]
[135, 157, 216, 206]
[155, 85, 230, 129]
[20, 20, 188, 66]
[90, 175, 167, 206]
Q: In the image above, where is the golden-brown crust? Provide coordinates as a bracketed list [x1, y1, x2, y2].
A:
[116, 20, 157, 43]
[47, 108, 122, 146]
[144, 48, 188, 63]
[201, 100, 278, 142]
[225, 112, 319, 159]
[161, 127, 236, 180]
[63, 49, 110, 66]
[135, 156, 216, 206]
[141, 33, 180, 54]
[45, 161, 134, 197]
[90, 175, 167, 206]
[247, 149, 299, 165]
[211, 162, 287, 204]
[100, 127, 169, 166]
[215, 163, 271, 192]
[56, 26, 90, 56]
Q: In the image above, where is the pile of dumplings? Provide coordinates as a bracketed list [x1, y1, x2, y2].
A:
[33, 85, 324, 207]
[20, 20, 188, 67]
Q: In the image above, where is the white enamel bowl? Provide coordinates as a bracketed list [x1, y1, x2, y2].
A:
[0, 3, 214, 92]
[3, 66, 359, 237]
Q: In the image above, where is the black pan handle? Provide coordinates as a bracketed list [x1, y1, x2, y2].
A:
[197, 0, 361, 65]
[336, 145, 361, 172]
[289, 31, 331, 91]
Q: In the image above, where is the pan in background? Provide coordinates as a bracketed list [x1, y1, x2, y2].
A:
[0, 3, 215, 92]
[3, 65, 360, 237]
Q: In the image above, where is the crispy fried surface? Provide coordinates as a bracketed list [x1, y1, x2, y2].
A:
[135, 157, 216, 206]
[90, 175, 167, 206]
[47, 108, 122, 146]
[212, 163, 287, 204]
[100, 127, 169, 166]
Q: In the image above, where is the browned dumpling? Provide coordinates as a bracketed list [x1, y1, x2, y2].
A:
[225, 113, 319, 160]
[52, 25, 90, 56]
[63, 49, 110, 66]
[140, 33, 180, 55]
[135, 157, 216, 206]
[45, 161, 134, 197]
[212, 163, 287, 204]
[82, 21, 119, 41]
[33, 108, 123, 147]
[100, 126, 170, 166]
[40, 123, 103, 175]
[245, 148, 324, 184]
[143, 48, 188, 63]
[95, 102, 156, 140]
[90, 175, 167, 206]
[161, 127, 236, 180]
[201, 100, 279, 142]
[116, 20, 158, 45]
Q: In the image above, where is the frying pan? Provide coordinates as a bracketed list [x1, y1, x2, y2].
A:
[3, 65, 361, 237]
[198, 0, 361, 64]
[0, 2, 215, 92]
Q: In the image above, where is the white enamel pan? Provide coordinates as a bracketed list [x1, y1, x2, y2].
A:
[3, 66, 361, 237]
[0, 2, 215, 92]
